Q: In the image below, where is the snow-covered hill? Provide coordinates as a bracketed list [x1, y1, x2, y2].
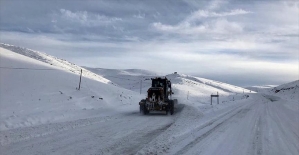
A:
[269, 80, 299, 101]
[246, 85, 277, 93]
[86, 68, 160, 76]
[0, 43, 112, 85]
[83, 67, 160, 93]
[0, 47, 141, 131]
[246, 81, 298, 101]
[0, 43, 252, 132]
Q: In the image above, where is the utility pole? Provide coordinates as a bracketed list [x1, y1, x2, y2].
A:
[217, 92, 219, 104]
[187, 91, 189, 100]
[78, 69, 82, 90]
[140, 80, 142, 94]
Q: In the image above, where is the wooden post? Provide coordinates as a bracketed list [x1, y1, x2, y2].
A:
[78, 69, 82, 90]
[217, 92, 219, 104]
[140, 80, 142, 94]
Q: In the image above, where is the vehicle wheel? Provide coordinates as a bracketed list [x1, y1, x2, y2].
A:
[139, 105, 143, 113]
[143, 104, 148, 115]
[170, 101, 174, 115]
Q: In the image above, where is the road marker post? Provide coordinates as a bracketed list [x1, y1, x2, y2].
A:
[211, 92, 219, 105]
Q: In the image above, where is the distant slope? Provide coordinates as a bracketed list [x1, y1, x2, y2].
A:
[166, 73, 252, 104]
[246, 80, 298, 102]
[87, 68, 159, 76]
[269, 80, 299, 101]
[85, 67, 252, 105]
[246, 85, 277, 93]
[83, 67, 160, 93]
[0, 47, 141, 131]
[0, 43, 112, 85]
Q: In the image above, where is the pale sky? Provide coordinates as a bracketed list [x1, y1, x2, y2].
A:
[0, 0, 298, 86]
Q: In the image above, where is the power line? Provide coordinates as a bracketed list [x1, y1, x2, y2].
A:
[0, 66, 57, 70]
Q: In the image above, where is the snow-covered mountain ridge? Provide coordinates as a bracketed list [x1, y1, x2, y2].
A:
[0, 43, 111, 85]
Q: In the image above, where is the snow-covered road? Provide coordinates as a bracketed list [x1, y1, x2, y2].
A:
[168, 94, 299, 155]
[0, 109, 174, 155]
[1, 94, 298, 155]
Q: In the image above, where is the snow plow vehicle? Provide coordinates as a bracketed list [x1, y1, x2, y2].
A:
[139, 77, 177, 115]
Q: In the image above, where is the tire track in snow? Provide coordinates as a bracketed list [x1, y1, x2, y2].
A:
[174, 105, 252, 155]
[266, 101, 299, 154]
[252, 116, 263, 155]
[103, 105, 184, 155]
[102, 123, 173, 155]
[1, 112, 175, 155]
[0, 115, 116, 146]
[260, 94, 299, 154]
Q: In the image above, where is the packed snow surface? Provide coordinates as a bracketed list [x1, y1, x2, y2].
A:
[1, 45, 298, 155]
